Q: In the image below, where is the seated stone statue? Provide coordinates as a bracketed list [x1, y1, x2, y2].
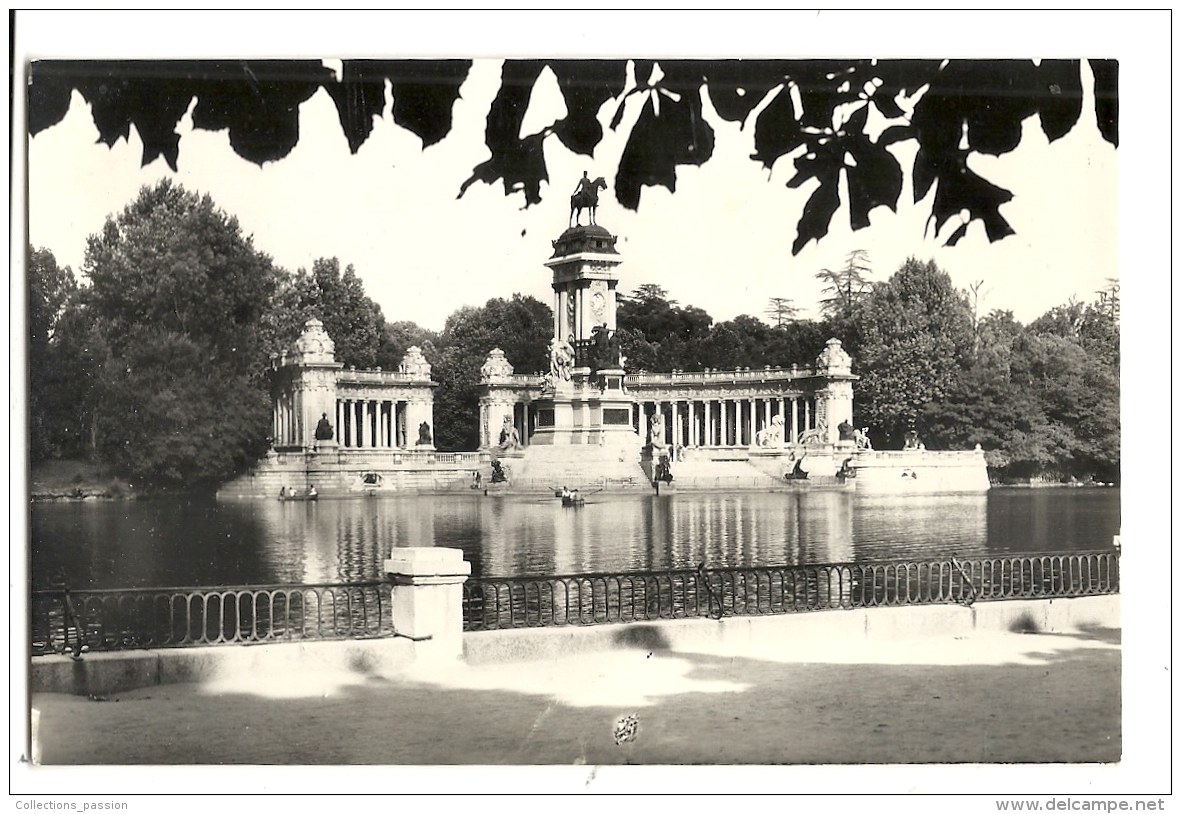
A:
[649, 412, 666, 449]
[837, 420, 856, 441]
[854, 427, 872, 450]
[314, 413, 334, 441]
[416, 421, 432, 446]
[490, 460, 508, 484]
[549, 337, 574, 381]
[497, 414, 520, 452]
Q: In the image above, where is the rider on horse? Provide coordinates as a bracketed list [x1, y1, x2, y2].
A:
[570, 171, 607, 227]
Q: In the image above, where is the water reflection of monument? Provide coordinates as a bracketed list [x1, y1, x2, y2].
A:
[255, 498, 436, 584]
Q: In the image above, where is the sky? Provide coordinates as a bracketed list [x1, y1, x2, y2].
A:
[9, 10, 1172, 799]
[23, 14, 1126, 334]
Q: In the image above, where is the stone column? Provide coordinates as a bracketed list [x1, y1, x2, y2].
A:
[688, 401, 697, 447]
[791, 398, 800, 444]
[384, 547, 471, 663]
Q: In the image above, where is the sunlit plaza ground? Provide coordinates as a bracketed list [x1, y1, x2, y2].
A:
[33, 627, 1119, 766]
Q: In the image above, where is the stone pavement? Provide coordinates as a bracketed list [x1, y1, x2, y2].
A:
[31, 626, 1120, 766]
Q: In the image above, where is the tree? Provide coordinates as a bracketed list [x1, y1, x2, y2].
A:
[816, 249, 873, 320]
[28, 247, 80, 460]
[79, 180, 279, 486]
[922, 301, 1119, 483]
[29, 57, 1118, 255]
[853, 257, 975, 445]
[431, 295, 553, 450]
[295, 258, 385, 369]
[764, 297, 799, 327]
[617, 285, 713, 347]
[377, 320, 439, 371]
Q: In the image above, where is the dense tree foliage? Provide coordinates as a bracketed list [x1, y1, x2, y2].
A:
[259, 257, 388, 369]
[29, 58, 1117, 254]
[28, 247, 80, 459]
[429, 295, 553, 451]
[73, 181, 278, 486]
[847, 258, 976, 445]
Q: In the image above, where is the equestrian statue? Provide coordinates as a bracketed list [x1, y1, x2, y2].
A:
[570, 171, 608, 227]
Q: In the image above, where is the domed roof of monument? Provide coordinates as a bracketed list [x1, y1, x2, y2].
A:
[550, 224, 619, 259]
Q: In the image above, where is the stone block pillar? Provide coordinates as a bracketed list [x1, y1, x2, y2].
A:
[384, 547, 471, 662]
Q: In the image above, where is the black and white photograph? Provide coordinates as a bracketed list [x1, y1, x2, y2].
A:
[10, 9, 1168, 804]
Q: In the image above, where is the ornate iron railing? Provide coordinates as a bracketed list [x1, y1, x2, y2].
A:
[31, 581, 393, 656]
[30, 551, 1119, 654]
[461, 550, 1119, 631]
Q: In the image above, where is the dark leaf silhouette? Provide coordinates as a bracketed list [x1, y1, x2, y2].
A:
[751, 85, 806, 168]
[703, 60, 790, 125]
[1036, 59, 1084, 142]
[915, 150, 1015, 245]
[322, 60, 470, 153]
[28, 57, 1116, 252]
[1088, 59, 1119, 147]
[845, 130, 904, 230]
[786, 145, 843, 254]
[322, 61, 387, 154]
[188, 61, 331, 165]
[549, 60, 628, 156]
[459, 60, 549, 205]
[615, 87, 715, 210]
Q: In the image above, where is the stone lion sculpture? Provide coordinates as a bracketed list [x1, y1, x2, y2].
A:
[797, 420, 828, 446]
[755, 415, 785, 447]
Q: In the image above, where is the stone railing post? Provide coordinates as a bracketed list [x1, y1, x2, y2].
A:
[384, 547, 471, 662]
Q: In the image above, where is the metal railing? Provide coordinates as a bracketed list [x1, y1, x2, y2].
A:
[31, 582, 393, 656]
[30, 551, 1119, 654]
[462, 550, 1119, 631]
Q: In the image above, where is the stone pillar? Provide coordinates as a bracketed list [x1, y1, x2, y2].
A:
[384, 547, 471, 663]
[791, 398, 800, 444]
[675, 399, 684, 451]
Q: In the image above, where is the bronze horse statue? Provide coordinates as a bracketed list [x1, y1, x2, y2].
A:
[570, 176, 608, 227]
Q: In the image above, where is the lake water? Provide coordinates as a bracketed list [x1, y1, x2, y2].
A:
[29, 488, 1121, 590]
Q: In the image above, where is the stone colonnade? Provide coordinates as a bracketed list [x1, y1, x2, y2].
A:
[633, 395, 816, 447]
[333, 398, 412, 448]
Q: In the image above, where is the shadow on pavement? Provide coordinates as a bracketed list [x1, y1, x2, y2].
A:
[33, 630, 1120, 767]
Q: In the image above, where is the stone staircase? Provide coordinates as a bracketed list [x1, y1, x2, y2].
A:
[664, 459, 784, 491]
[499, 445, 649, 493]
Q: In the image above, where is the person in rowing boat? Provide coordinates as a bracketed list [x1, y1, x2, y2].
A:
[560, 485, 571, 500]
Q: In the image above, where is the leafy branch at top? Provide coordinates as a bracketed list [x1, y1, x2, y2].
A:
[29, 58, 1117, 254]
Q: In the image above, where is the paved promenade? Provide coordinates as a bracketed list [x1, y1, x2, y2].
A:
[31, 626, 1119, 766]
